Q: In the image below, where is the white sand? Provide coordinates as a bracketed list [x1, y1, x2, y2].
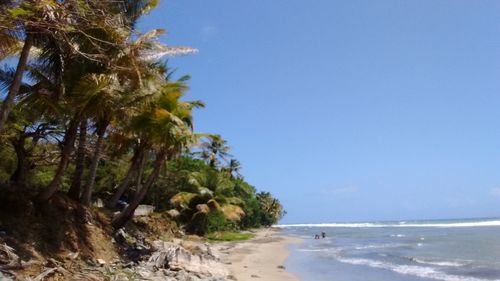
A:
[213, 228, 302, 281]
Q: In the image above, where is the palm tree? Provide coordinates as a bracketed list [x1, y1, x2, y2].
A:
[256, 192, 285, 226]
[67, 119, 88, 200]
[0, 0, 128, 133]
[226, 159, 242, 179]
[170, 169, 246, 234]
[79, 9, 197, 205]
[112, 80, 202, 228]
[78, 74, 122, 205]
[197, 135, 232, 168]
[35, 72, 120, 202]
[35, 1, 192, 203]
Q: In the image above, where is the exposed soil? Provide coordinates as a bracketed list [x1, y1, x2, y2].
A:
[0, 188, 179, 280]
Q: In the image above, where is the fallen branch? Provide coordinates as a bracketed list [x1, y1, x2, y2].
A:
[33, 267, 57, 281]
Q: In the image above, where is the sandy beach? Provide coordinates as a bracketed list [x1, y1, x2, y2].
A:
[213, 228, 302, 281]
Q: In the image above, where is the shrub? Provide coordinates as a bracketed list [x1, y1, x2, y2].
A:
[204, 211, 238, 233]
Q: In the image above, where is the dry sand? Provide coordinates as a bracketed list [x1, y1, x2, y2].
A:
[213, 228, 302, 281]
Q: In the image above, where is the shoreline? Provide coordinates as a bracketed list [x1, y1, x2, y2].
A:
[213, 228, 302, 281]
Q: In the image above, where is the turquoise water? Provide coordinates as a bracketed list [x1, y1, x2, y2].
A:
[279, 218, 500, 281]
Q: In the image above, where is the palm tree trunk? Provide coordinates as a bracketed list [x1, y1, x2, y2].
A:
[106, 146, 144, 208]
[81, 121, 108, 205]
[36, 115, 80, 202]
[112, 149, 166, 229]
[134, 151, 146, 192]
[10, 136, 28, 186]
[0, 35, 32, 133]
[68, 119, 88, 200]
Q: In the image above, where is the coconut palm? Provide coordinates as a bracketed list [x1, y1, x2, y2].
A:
[196, 135, 232, 168]
[67, 119, 88, 200]
[0, 0, 128, 132]
[226, 159, 242, 179]
[256, 192, 285, 226]
[170, 169, 246, 234]
[111, 80, 202, 228]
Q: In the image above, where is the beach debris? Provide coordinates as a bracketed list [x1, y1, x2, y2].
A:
[145, 240, 230, 277]
[33, 267, 58, 281]
[134, 205, 155, 217]
[0, 243, 22, 279]
[0, 271, 13, 281]
[167, 209, 181, 218]
[0, 243, 19, 265]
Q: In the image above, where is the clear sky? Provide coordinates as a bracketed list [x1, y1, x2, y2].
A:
[140, 0, 500, 223]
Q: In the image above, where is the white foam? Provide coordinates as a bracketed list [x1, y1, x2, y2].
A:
[337, 257, 497, 281]
[276, 220, 500, 228]
[412, 258, 466, 267]
[353, 243, 407, 250]
[296, 248, 331, 252]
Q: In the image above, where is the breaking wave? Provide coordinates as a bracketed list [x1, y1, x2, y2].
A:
[276, 220, 500, 228]
[337, 257, 496, 281]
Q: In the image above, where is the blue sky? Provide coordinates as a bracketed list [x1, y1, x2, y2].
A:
[140, 0, 500, 223]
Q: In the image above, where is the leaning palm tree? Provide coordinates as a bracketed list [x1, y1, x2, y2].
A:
[0, 0, 128, 132]
[35, 72, 119, 202]
[105, 66, 191, 208]
[76, 74, 123, 205]
[34, 2, 196, 203]
[112, 81, 203, 228]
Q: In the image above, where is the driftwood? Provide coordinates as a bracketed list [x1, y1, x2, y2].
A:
[0, 243, 68, 281]
[145, 241, 229, 277]
[0, 243, 20, 265]
[0, 242, 21, 279]
[30, 264, 69, 281]
[33, 267, 58, 281]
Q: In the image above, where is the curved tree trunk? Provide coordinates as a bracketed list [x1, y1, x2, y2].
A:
[0, 35, 32, 133]
[81, 121, 108, 205]
[106, 145, 144, 208]
[37, 115, 80, 202]
[68, 119, 88, 200]
[112, 149, 166, 229]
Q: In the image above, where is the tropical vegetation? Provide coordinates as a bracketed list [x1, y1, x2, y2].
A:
[0, 0, 285, 236]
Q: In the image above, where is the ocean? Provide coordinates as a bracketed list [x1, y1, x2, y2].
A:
[278, 218, 500, 281]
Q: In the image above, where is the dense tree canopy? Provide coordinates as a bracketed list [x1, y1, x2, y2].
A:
[0, 0, 284, 233]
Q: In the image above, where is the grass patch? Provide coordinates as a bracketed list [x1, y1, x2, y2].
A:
[207, 231, 255, 241]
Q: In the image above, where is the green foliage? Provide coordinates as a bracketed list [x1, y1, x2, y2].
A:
[207, 231, 255, 242]
[0, 0, 286, 235]
[8, 7, 34, 18]
[204, 211, 238, 234]
[145, 155, 286, 233]
[0, 145, 15, 183]
[29, 167, 57, 187]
